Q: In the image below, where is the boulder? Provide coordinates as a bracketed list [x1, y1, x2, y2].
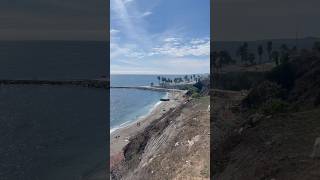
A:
[248, 113, 264, 127]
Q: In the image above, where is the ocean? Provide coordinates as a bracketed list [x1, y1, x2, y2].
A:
[110, 74, 205, 132]
[110, 75, 168, 133]
[110, 73, 209, 132]
[0, 41, 108, 179]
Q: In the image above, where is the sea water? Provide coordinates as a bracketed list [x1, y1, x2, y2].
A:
[110, 75, 168, 133]
[0, 41, 108, 179]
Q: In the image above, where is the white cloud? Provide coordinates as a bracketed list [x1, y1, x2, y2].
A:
[111, 36, 209, 69]
[141, 11, 152, 17]
[110, 57, 210, 74]
[111, 56, 209, 75]
[110, 0, 209, 74]
[110, 65, 162, 75]
[153, 57, 209, 74]
[111, 42, 147, 60]
[152, 37, 210, 57]
[111, 0, 136, 38]
[110, 43, 129, 59]
[190, 38, 208, 45]
[111, 0, 153, 46]
[123, 0, 134, 5]
[163, 37, 180, 42]
[110, 29, 120, 35]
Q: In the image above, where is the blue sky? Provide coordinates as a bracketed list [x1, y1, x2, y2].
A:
[110, 0, 210, 74]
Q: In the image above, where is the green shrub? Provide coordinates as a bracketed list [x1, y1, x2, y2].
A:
[191, 92, 200, 98]
[213, 71, 266, 91]
[266, 62, 296, 90]
[260, 99, 289, 114]
[242, 81, 285, 109]
[183, 84, 201, 97]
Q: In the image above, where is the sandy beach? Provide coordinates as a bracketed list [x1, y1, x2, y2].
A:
[110, 90, 186, 158]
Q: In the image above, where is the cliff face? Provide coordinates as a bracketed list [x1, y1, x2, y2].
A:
[111, 96, 210, 180]
[212, 52, 320, 179]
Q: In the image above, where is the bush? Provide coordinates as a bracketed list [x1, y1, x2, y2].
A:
[183, 84, 200, 97]
[242, 81, 285, 109]
[260, 99, 289, 114]
[191, 92, 200, 99]
[266, 62, 296, 90]
[213, 71, 266, 91]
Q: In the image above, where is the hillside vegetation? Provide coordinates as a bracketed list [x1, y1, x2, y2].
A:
[212, 48, 320, 179]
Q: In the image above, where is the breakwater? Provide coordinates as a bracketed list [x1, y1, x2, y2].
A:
[0, 79, 109, 89]
[110, 86, 186, 93]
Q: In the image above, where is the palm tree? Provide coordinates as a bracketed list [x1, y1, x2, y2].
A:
[161, 77, 166, 86]
[258, 45, 263, 64]
[280, 44, 289, 64]
[237, 42, 249, 64]
[292, 46, 297, 52]
[271, 51, 280, 66]
[248, 53, 255, 65]
[157, 76, 161, 85]
[267, 41, 273, 61]
[178, 77, 182, 83]
[280, 44, 289, 53]
[184, 75, 188, 82]
[219, 50, 233, 65]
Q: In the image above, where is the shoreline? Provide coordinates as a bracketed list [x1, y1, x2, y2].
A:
[110, 90, 186, 157]
[111, 94, 210, 179]
[110, 92, 168, 134]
